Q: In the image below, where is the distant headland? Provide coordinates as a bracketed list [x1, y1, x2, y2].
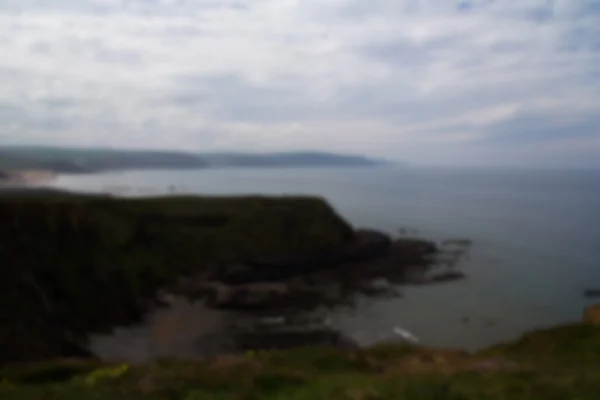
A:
[0, 146, 391, 177]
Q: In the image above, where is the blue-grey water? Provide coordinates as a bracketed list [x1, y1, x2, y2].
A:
[51, 167, 600, 354]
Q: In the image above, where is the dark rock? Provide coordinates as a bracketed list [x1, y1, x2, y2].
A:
[389, 238, 438, 266]
[398, 227, 419, 236]
[412, 270, 466, 285]
[216, 230, 393, 284]
[202, 282, 329, 312]
[583, 305, 600, 326]
[428, 270, 466, 283]
[584, 289, 600, 298]
[356, 279, 401, 298]
[442, 239, 473, 247]
[178, 229, 464, 319]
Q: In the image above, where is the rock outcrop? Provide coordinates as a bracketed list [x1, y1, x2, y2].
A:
[0, 193, 354, 363]
[178, 233, 443, 312]
[584, 289, 600, 298]
[215, 230, 392, 284]
[583, 305, 600, 326]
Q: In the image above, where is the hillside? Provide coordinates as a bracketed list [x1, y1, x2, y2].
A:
[199, 151, 387, 168]
[2, 319, 600, 399]
[0, 147, 207, 173]
[0, 192, 354, 363]
[0, 146, 386, 174]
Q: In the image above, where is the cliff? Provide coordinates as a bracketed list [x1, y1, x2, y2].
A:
[0, 192, 354, 363]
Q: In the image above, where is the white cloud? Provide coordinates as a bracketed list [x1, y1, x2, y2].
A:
[0, 0, 599, 166]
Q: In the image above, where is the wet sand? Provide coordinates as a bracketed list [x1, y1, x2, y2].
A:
[90, 298, 238, 363]
[89, 296, 344, 363]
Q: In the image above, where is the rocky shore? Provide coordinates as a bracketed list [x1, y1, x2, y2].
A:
[147, 230, 470, 358]
[176, 229, 468, 311]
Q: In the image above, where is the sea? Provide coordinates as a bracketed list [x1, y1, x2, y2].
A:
[50, 166, 600, 356]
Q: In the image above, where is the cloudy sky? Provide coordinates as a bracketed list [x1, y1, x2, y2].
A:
[0, 0, 599, 167]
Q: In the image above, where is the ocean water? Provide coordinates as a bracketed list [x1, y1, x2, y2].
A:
[52, 167, 600, 351]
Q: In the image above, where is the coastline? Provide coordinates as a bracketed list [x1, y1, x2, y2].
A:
[0, 192, 471, 363]
[2, 187, 600, 399]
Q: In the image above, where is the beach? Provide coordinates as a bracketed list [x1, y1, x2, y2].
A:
[0, 170, 57, 187]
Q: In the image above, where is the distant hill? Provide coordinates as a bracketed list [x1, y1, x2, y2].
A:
[0, 146, 387, 173]
[0, 146, 207, 173]
[199, 151, 386, 168]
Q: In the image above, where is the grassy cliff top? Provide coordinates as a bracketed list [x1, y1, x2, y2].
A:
[1, 322, 600, 399]
[0, 193, 354, 363]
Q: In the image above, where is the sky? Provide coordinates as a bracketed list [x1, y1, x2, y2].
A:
[0, 0, 599, 167]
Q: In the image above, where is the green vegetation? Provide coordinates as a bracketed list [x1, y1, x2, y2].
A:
[0, 192, 353, 363]
[2, 323, 600, 399]
[2, 190, 598, 399]
[483, 323, 600, 367]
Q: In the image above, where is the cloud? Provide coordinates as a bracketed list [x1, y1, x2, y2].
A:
[0, 0, 599, 166]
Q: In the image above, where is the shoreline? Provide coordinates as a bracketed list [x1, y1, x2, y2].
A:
[4, 310, 600, 399]
[87, 231, 471, 363]
[0, 169, 58, 187]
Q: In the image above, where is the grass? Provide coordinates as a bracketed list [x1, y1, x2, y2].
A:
[2, 322, 600, 399]
[482, 323, 600, 367]
[0, 193, 353, 363]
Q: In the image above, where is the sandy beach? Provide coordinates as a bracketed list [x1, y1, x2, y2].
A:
[0, 170, 57, 187]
